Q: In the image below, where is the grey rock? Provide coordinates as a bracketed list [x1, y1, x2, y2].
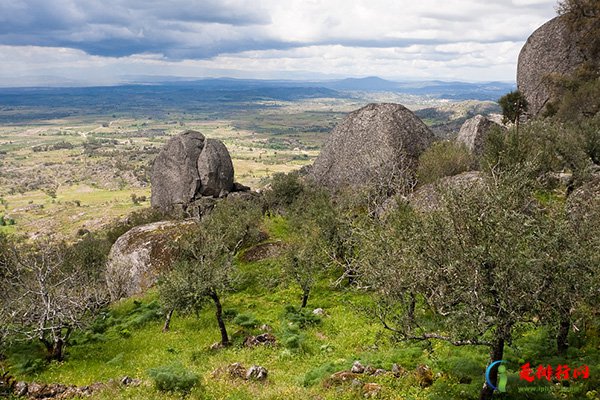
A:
[567, 175, 600, 225]
[14, 381, 28, 396]
[456, 115, 504, 156]
[151, 130, 205, 212]
[246, 365, 268, 381]
[197, 139, 234, 197]
[410, 171, 483, 212]
[105, 220, 195, 299]
[150, 131, 236, 213]
[517, 16, 586, 116]
[312, 308, 325, 316]
[351, 361, 365, 374]
[311, 103, 434, 190]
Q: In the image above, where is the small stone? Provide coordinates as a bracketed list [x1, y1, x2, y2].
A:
[351, 361, 365, 374]
[255, 333, 277, 346]
[415, 364, 434, 387]
[227, 363, 247, 380]
[363, 382, 382, 398]
[324, 371, 362, 388]
[120, 376, 132, 386]
[372, 369, 387, 376]
[14, 381, 28, 396]
[312, 308, 325, 316]
[364, 366, 376, 375]
[246, 365, 268, 381]
[210, 342, 225, 350]
[391, 363, 402, 377]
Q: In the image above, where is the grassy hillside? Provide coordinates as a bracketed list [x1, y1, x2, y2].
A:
[3, 216, 598, 400]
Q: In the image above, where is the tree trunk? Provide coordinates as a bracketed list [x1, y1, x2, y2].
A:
[210, 291, 229, 346]
[557, 316, 570, 356]
[301, 289, 309, 308]
[162, 308, 174, 333]
[40, 337, 65, 361]
[480, 326, 509, 400]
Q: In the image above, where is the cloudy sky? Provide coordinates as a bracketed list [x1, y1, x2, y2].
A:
[0, 0, 558, 86]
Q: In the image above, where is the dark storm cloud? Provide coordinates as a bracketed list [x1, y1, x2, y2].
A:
[0, 0, 278, 58]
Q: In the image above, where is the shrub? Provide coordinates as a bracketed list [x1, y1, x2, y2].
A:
[233, 313, 261, 329]
[264, 171, 304, 213]
[148, 363, 199, 394]
[417, 141, 475, 185]
[282, 305, 321, 328]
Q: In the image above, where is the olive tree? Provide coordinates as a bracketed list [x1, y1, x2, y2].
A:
[158, 197, 262, 346]
[362, 169, 565, 400]
[1, 236, 109, 361]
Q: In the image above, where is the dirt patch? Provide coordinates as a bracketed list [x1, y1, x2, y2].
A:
[241, 241, 286, 262]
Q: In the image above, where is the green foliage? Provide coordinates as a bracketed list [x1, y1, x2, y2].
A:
[148, 363, 199, 394]
[282, 305, 321, 329]
[498, 90, 528, 124]
[417, 141, 475, 184]
[103, 207, 167, 245]
[481, 120, 592, 181]
[233, 313, 261, 329]
[264, 171, 305, 213]
[302, 362, 342, 387]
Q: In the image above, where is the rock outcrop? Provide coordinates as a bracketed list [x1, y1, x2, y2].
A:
[310, 103, 434, 190]
[456, 115, 504, 156]
[150, 130, 236, 213]
[517, 16, 586, 116]
[197, 139, 235, 197]
[105, 220, 195, 299]
[409, 171, 483, 212]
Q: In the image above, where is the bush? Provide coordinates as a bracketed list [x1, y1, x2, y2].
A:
[264, 171, 304, 213]
[233, 313, 261, 329]
[148, 363, 199, 394]
[282, 305, 321, 328]
[417, 141, 475, 184]
[482, 120, 592, 180]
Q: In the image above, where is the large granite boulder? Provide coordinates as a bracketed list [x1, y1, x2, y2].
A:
[197, 139, 235, 197]
[456, 115, 504, 156]
[151, 131, 235, 213]
[517, 16, 586, 116]
[311, 103, 434, 190]
[105, 220, 194, 299]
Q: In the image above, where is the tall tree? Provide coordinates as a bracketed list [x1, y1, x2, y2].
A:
[363, 169, 564, 400]
[158, 197, 262, 345]
[2, 237, 109, 361]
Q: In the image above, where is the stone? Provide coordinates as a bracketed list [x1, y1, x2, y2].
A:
[246, 365, 268, 381]
[197, 139, 235, 197]
[567, 174, 600, 225]
[105, 220, 195, 299]
[150, 130, 206, 212]
[391, 363, 404, 378]
[14, 381, 27, 397]
[517, 16, 587, 116]
[227, 363, 247, 380]
[312, 308, 325, 316]
[362, 382, 382, 398]
[351, 361, 366, 374]
[324, 371, 362, 388]
[311, 103, 434, 191]
[255, 333, 277, 346]
[456, 115, 504, 156]
[150, 130, 235, 213]
[409, 171, 483, 213]
[415, 364, 434, 387]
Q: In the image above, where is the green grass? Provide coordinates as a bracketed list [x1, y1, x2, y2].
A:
[5, 257, 600, 400]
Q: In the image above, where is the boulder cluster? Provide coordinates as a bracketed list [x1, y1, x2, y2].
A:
[150, 130, 248, 215]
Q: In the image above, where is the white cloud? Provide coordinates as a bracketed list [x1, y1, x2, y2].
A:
[0, 0, 559, 85]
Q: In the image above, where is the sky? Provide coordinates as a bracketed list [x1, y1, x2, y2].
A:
[0, 0, 559, 86]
